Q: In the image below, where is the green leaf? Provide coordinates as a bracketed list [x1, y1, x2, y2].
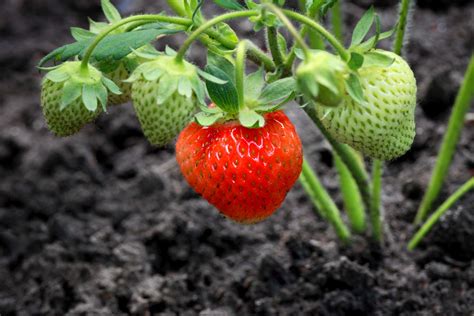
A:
[213, 0, 244, 10]
[345, 73, 366, 105]
[87, 29, 171, 61]
[195, 112, 224, 126]
[88, 19, 109, 33]
[39, 40, 91, 67]
[320, 0, 338, 16]
[197, 68, 228, 84]
[71, 27, 95, 41]
[351, 6, 374, 46]
[277, 33, 288, 57]
[348, 52, 364, 70]
[61, 81, 82, 109]
[207, 53, 236, 84]
[204, 65, 239, 113]
[82, 85, 98, 111]
[101, 77, 121, 95]
[244, 68, 265, 101]
[259, 77, 296, 104]
[101, 0, 122, 23]
[239, 108, 265, 128]
[363, 51, 394, 68]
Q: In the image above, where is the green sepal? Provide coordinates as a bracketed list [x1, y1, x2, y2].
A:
[204, 64, 239, 114]
[345, 73, 366, 105]
[71, 27, 95, 41]
[190, 73, 206, 105]
[348, 52, 364, 71]
[351, 6, 375, 46]
[178, 77, 193, 98]
[195, 111, 225, 126]
[61, 81, 82, 110]
[82, 84, 98, 112]
[45, 68, 70, 83]
[363, 51, 395, 68]
[94, 83, 108, 111]
[101, 0, 122, 23]
[156, 74, 179, 104]
[239, 108, 265, 128]
[101, 76, 122, 95]
[88, 19, 109, 33]
[244, 67, 265, 102]
[197, 68, 228, 84]
[258, 77, 296, 104]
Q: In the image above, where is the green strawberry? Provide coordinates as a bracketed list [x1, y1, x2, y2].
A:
[128, 55, 204, 146]
[315, 50, 417, 160]
[40, 61, 121, 137]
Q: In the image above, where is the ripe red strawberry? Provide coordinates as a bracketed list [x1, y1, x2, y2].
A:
[176, 111, 303, 224]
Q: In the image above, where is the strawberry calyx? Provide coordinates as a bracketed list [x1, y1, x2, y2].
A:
[197, 54, 296, 128]
[42, 61, 121, 113]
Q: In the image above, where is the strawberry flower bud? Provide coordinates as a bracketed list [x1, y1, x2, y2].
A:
[296, 51, 349, 107]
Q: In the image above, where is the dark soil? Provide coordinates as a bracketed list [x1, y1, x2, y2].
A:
[1, 1, 473, 315]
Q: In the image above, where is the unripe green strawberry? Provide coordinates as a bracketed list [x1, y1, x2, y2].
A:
[40, 61, 120, 137]
[296, 51, 349, 107]
[129, 55, 204, 146]
[316, 50, 417, 160]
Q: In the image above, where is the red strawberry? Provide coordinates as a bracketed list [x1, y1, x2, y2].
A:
[176, 111, 303, 224]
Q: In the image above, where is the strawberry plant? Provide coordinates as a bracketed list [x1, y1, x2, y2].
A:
[38, 0, 473, 248]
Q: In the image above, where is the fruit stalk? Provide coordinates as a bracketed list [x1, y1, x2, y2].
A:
[300, 159, 351, 243]
[266, 26, 285, 68]
[409, 177, 474, 250]
[334, 154, 366, 233]
[393, 0, 412, 55]
[370, 159, 384, 242]
[415, 55, 474, 223]
[235, 40, 248, 110]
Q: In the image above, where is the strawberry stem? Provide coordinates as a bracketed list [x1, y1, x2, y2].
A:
[392, 0, 412, 55]
[370, 159, 384, 242]
[300, 159, 351, 244]
[334, 153, 367, 234]
[409, 177, 474, 250]
[415, 55, 474, 223]
[266, 26, 285, 69]
[263, 4, 311, 60]
[175, 10, 260, 63]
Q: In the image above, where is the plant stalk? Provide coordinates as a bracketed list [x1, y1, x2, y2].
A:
[300, 158, 351, 243]
[409, 177, 474, 250]
[235, 41, 248, 110]
[266, 26, 285, 68]
[370, 159, 383, 242]
[415, 55, 474, 223]
[393, 0, 412, 55]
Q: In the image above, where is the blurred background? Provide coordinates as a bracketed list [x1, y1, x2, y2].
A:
[0, 0, 473, 315]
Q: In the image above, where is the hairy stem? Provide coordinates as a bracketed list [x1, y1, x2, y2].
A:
[393, 0, 411, 55]
[415, 55, 474, 223]
[166, 0, 188, 17]
[266, 26, 285, 68]
[300, 159, 351, 243]
[370, 159, 383, 242]
[263, 4, 311, 60]
[303, 105, 372, 210]
[409, 178, 474, 250]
